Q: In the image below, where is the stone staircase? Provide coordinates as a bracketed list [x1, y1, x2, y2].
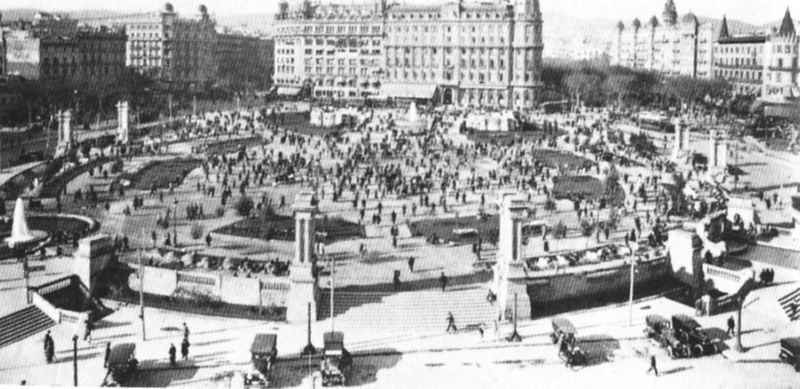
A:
[318, 286, 497, 333]
[0, 305, 55, 349]
[778, 287, 800, 321]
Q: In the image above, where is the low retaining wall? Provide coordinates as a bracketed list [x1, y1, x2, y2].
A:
[129, 265, 290, 308]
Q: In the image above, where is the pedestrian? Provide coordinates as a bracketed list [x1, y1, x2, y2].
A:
[726, 315, 736, 336]
[84, 319, 93, 342]
[439, 272, 448, 292]
[43, 331, 54, 363]
[205, 233, 212, 247]
[181, 338, 190, 360]
[446, 312, 457, 333]
[183, 322, 190, 341]
[393, 270, 401, 291]
[169, 343, 177, 366]
[646, 355, 658, 376]
[408, 256, 415, 273]
[104, 342, 111, 367]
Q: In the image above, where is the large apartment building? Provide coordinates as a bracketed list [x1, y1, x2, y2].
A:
[611, 0, 715, 79]
[106, 3, 217, 91]
[273, 0, 544, 109]
[713, 16, 767, 97]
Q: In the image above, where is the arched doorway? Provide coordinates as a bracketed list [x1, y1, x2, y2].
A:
[443, 88, 453, 105]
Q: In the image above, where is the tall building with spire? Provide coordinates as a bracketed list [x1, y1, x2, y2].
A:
[713, 14, 767, 97]
[611, 0, 715, 79]
[762, 8, 800, 101]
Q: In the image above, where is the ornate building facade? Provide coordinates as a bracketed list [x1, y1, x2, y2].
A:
[762, 9, 800, 101]
[273, 0, 385, 99]
[713, 16, 767, 97]
[274, 0, 544, 108]
[384, 0, 543, 109]
[611, 0, 715, 79]
[108, 3, 217, 91]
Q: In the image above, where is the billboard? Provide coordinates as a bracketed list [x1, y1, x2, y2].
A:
[5, 33, 41, 80]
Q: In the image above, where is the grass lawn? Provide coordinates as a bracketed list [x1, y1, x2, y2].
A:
[552, 175, 624, 205]
[214, 212, 364, 242]
[467, 130, 560, 145]
[126, 158, 203, 190]
[202, 136, 262, 155]
[529, 149, 596, 169]
[277, 112, 345, 137]
[408, 215, 499, 246]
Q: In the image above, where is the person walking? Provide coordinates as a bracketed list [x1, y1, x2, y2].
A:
[439, 272, 448, 292]
[181, 338, 190, 360]
[446, 312, 457, 333]
[44, 331, 54, 364]
[183, 322, 190, 342]
[646, 355, 658, 376]
[408, 256, 415, 273]
[727, 316, 736, 336]
[393, 271, 401, 291]
[169, 344, 177, 366]
[104, 342, 111, 367]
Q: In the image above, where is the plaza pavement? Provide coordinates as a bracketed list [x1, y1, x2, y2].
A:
[1, 114, 799, 387]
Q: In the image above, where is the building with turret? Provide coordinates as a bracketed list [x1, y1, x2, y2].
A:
[105, 3, 217, 91]
[713, 15, 767, 97]
[274, 0, 544, 109]
[611, 0, 715, 79]
[762, 9, 800, 101]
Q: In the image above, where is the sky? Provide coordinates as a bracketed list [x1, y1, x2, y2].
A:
[0, 0, 793, 25]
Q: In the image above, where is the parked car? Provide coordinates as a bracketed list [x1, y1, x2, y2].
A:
[550, 317, 586, 367]
[779, 337, 800, 372]
[644, 314, 689, 358]
[320, 331, 352, 386]
[240, 333, 278, 388]
[103, 343, 138, 387]
[671, 314, 718, 357]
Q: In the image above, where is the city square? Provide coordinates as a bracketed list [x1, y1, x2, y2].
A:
[1, 0, 800, 388]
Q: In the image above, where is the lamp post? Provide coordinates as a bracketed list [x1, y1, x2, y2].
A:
[72, 334, 79, 386]
[173, 199, 179, 248]
[628, 242, 638, 326]
[138, 249, 146, 341]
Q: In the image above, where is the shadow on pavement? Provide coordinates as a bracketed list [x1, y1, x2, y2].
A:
[350, 349, 402, 386]
[579, 334, 620, 366]
[660, 365, 694, 376]
[318, 272, 491, 318]
[128, 365, 200, 387]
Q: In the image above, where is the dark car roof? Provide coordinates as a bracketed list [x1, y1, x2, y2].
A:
[324, 331, 345, 349]
[781, 337, 800, 351]
[646, 314, 669, 325]
[672, 314, 701, 328]
[552, 317, 576, 334]
[108, 343, 136, 365]
[250, 334, 277, 354]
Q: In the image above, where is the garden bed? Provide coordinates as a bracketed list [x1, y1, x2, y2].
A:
[123, 158, 203, 190]
[408, 215, 499, 246]
[552, 175, 624, 205]
[214, 213, 364, 242]
[202, 136, 262, 156]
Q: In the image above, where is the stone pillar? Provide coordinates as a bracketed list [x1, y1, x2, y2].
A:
[116, 101, 130, 144]
[62, 110, 72, 148]
[672, 119, 683, 158]
[287, 192, 319, 323]
[717, 140, 727, 169]
[709, 130, 718, 168]
[495, 193, 529, 321]
[73, 234, 115, 290]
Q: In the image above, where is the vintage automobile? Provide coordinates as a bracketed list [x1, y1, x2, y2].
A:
[671, 314, 718, 357]
[320, 331, 353, 386]
[550, 317, 586, 367]
[643, 314, 690, 359]
[240, 333, 278, 388]
[102, 343, 138, 387]
[779, 337, 800, 372]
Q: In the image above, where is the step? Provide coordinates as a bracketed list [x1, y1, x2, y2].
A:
[0, 306, 55, 348]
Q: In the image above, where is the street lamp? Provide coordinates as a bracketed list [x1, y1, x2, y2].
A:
[138, 249, 146, 341]
[628, 242, 639, 326]
[173, 199, 179, 248]
[72, 334, 79, 386]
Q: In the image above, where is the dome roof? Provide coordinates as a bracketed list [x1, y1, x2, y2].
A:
[681, 12, 698, 25]
[163, 2, 174, 12]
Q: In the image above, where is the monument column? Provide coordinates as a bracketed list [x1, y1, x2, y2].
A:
[63, 110, 72, 149]
[672, 118, 683, 159]
[287, 192, 319, 323]
[116, 101, 130, 144]
[495, 193, 530, 321]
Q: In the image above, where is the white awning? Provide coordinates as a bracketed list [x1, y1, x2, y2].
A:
[277, 87, 301, 96]
[380, 83, 437, 99]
